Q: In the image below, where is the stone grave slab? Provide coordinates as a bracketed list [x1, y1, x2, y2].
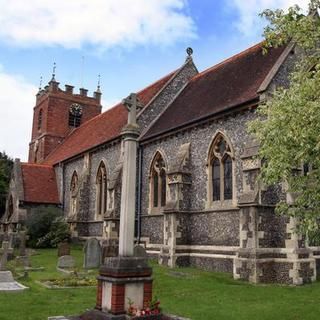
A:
[83, 238, 101, 269]
[57, 255, 75, 269]
[0, 271, 29, 292]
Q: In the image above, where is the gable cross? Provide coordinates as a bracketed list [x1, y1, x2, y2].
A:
[122, 93, 143, 125]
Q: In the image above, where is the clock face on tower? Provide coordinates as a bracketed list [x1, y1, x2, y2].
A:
[69, 103, 83, 116]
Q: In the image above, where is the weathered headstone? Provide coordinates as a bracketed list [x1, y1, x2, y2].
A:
[8, 233, 14, 249]
[83, 238, 101, 269]
[58, 242, 70, 257]
[57, 255, 75, 269]
[133, 244, 147, 257]
[0, 241, 13, 271]
[19, 231, 27, 256]
[101, 239, 118, 263]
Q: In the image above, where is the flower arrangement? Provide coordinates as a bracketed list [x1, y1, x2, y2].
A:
[127, 297, 161, 319]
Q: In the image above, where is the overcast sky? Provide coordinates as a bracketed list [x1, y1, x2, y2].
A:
[0, 0, 309, 161]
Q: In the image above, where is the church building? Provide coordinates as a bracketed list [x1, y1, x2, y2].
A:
[1, 41, 318, 285]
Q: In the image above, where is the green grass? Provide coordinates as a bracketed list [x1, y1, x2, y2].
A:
[1, 248, 320, 320]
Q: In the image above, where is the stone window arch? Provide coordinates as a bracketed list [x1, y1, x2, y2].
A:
[207, 132, 235, 206]
[69, 171, 78, 217]
[149, 151, 167, 213]
[96, 161, 107, 218]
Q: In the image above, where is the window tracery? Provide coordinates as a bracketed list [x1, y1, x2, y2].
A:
[150, 152, 167, 212]
[208, 134, 234, 204]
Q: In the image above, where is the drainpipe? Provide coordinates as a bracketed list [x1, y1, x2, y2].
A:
[59, 162, 65, 212]
[137, 145, 143, 243]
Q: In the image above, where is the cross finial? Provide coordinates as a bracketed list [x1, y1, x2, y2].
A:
[97, 74, 101, 92]
[122, 93, 143, 125]
[51, 62, 56, 81]
[39, 76, 43, 91]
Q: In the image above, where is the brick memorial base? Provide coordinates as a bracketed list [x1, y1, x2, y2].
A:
[72, 257, 160, 320]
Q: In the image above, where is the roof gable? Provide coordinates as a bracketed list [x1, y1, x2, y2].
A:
[21, 163, 60, 204]
[142, 43, 287, 140]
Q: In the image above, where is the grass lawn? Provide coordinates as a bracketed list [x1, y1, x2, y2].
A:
[0, 247, 319, 320]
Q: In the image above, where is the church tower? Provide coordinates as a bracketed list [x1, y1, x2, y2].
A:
[28, 73, 102, 163]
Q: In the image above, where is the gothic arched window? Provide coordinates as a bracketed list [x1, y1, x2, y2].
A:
[38, 109, 42, 130]
[208, 134, 234, 203]
[70, 171, 78, 216]
[150, 152, 167, 212]
[96, 162, 107, 217]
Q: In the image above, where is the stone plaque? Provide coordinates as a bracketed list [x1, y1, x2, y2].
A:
[83, 238, 101, 269]
[57, 255, 75, 269]
[57, 242, 70, 257]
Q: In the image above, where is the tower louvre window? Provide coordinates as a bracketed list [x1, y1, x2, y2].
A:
[69, 103, 83, 127]
[69, 112, 82, 127]
[37, 109, 42, 130]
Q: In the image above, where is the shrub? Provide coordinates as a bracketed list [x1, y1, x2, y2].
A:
[26, 206, 70, 248]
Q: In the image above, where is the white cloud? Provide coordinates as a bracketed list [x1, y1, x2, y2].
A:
[0, 67, 37, 161]
[228, 0, 309, 37]
[0, 0, 196, 49]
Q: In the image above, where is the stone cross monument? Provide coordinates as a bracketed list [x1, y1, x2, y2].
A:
[119, 93, 142, 256]
[87, 93, 154, 319]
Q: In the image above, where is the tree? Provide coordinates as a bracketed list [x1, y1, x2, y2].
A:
[249, 0, 320, 239]
[26, 206, 70, 248]
[0, 152, 13, 217]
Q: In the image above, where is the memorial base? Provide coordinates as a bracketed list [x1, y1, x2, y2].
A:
[94, 256, 154, 318]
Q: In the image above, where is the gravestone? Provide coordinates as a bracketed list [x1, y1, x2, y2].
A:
[58, 242, 70, 257]
[19, 231, 27, 256]
[83, 238, 101, 269]
[0, 241, 13, 271]
[57, 255, 75, 269]
[101, 239, 118, 263]
[133, 244, 147, 257]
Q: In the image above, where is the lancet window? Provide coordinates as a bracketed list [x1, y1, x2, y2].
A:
[150, 152, 167, 211]
[96, 162, 107, 217]
[208, 134, 234, 203]
[70, 171, 78, 216]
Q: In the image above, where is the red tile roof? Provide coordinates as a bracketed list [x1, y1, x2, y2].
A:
[142, 43, 287, 140]
[43, 70, 175, 165]
[21, 163, 60, 204]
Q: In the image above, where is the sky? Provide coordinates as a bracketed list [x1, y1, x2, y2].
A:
[0, 0, 310, 161]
